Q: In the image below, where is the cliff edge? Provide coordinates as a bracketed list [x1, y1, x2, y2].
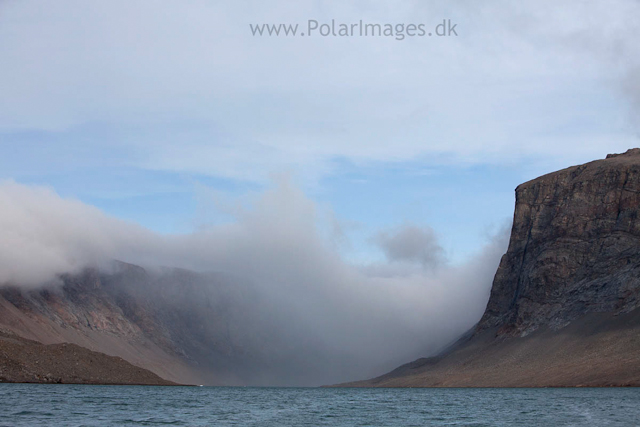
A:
[338, 149, 640, 387]
[480, 147, 640, 335]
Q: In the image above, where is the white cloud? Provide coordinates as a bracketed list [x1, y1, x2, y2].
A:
[0, 0, 637, 183]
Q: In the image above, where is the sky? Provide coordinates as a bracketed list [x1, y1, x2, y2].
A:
[1, 0, 639, 266]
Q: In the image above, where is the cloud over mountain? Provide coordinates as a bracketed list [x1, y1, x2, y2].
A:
[0, 179, 509, 382]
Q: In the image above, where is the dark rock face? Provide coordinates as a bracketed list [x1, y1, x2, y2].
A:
[479, 148, 640, 335]
[336, 149, 640, 388]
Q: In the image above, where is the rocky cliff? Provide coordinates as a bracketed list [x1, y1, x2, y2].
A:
[480, 148, 640, 335]
[339, 149, 640, 387]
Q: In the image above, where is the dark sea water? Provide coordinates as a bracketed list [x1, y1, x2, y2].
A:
[1, 384, 638, 426]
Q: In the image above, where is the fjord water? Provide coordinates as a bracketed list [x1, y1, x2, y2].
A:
[1, 384, 638, 426]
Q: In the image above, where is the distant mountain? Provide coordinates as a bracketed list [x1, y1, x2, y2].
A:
[339, 149, 640, 387]
[0, 262, 364, 386]
[0, 265, 201, 385]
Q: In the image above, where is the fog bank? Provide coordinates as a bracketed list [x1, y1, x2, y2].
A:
[0, 179, 510, 383]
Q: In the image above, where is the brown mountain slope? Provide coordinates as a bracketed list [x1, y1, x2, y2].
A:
[339, 148, 640, 387]
[0, 266, 277, 386]
[0, 268, 201, 385]
[0, 263, 363, 386]
[0, 329, 177, 385]
[339, 310, 640, 387]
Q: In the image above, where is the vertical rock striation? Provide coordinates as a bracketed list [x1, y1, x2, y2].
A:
[338, 149, 640, 387]
[479, 148, 640, 335]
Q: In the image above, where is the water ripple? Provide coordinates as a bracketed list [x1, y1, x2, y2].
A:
[0, 384, 638, 426]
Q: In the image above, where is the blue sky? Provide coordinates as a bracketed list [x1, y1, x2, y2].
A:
[1, 0, 639, 266]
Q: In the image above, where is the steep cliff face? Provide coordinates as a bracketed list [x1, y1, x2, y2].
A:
[480, 148, 640, 335]
[339, 149, 640, 387]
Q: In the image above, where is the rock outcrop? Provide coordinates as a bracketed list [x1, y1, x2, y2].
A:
[338, 149, 640, 387]
[480, 148, 640, 335]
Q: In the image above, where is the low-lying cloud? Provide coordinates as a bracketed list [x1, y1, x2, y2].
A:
[0, 179, 510, 384]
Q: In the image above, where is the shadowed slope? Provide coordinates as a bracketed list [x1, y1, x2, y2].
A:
[0, 329, 177, 385]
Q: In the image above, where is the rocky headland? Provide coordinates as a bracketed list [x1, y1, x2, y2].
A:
[339, 149, 640, 387]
